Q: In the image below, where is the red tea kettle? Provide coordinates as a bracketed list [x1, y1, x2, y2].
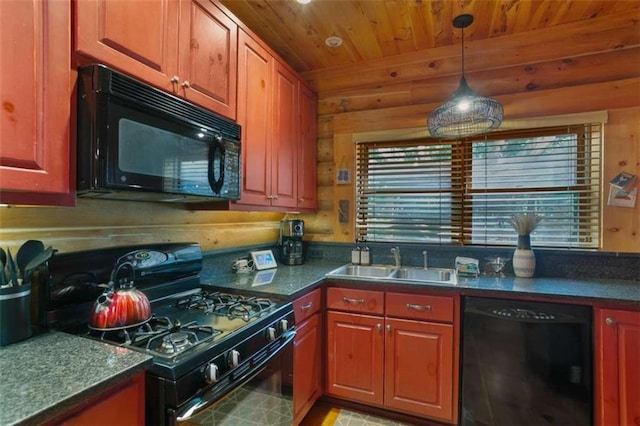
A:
[89, 261, 151, 330]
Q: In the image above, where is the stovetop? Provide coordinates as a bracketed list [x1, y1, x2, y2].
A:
[81, 286, 291, 378]
[42, 243, 294, 381]
[89, 288, 282, 361]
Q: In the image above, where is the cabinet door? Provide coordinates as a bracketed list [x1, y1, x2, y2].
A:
[178, 0, 237, 119]
[293, 314, 322, 425]
[384, 317, 455, 422]
[326, 311, 383, 405]
[58, 373, 145, 425]
[271, 61, 298, 209]
[235, 31, 272, 206]
[298, 84, 317, 210]
[0, 0, 73, 206]
[596, 308, 640, 426]
[74, 0, 179, 94]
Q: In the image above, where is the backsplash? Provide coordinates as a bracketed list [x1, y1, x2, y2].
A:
[303, 242, 640, 281]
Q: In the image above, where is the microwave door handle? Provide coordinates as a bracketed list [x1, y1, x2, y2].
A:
[208, 135, 225, 194]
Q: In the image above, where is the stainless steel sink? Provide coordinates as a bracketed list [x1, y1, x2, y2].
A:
[326, 264, 457, 285]
[391, 267, 456, 284]
[326, 264, 397, 279]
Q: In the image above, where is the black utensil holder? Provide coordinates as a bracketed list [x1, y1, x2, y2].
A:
[0, 283, 32, 346]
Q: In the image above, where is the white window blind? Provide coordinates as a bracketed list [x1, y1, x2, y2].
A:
[355, 123, 602, 249]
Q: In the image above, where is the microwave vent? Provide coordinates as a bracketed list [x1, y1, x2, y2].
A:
[97, 65, 240, 141]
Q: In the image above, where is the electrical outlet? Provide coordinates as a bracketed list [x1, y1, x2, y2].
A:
[308, 247, 323, 259]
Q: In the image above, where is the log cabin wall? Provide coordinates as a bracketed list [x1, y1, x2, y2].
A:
[0, 200, 284, 253]
[300, 11, 640, 253]
[1, 8, 637, 254]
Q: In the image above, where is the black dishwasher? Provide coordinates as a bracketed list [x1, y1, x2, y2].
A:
[460, 297, 592, 426]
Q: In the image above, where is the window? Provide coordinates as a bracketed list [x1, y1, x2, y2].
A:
[355, 124, 602, 249]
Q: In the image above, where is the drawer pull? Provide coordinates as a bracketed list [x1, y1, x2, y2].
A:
[343, 297, 365, 305]
[300, 302, 313, 311]
[406, 303, 432, 311]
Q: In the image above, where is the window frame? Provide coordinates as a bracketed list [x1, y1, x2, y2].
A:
[355, 123, 602, 249]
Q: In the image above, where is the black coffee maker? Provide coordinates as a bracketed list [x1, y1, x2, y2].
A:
[279, 219, 304, 265]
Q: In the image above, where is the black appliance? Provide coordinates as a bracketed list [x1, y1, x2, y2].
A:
[39, 243, 295, 425]
[77, 64, 241, 203]
[278, 219, 304, 265]
[460, 297, 592, 426]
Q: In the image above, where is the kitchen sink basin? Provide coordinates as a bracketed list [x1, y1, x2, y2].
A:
[326, 264, 457, 285]
[326, 264, 397, 279]
[391, 267, 456, 284]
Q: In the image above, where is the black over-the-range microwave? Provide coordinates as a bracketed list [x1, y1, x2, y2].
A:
[77, 64, 241, 203]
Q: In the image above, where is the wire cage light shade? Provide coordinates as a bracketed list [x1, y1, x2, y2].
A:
[427, 14, 503, 140]
[427, 76, 503, 139]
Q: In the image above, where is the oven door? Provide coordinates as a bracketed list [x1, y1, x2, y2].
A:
[170, 331, 294, 425]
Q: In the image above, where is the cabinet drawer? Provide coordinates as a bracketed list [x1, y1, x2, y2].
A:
[385, 292, 453, 322]
[327, 288, 384, 314]
[293, 288, 321, 323]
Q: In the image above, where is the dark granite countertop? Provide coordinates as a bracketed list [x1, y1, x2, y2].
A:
[0, 331, 152, 426]
[201, 259, 640, 306]
[1, 256, 635, 426]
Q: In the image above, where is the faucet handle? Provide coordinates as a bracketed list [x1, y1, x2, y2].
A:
[422, 250, 428, 269]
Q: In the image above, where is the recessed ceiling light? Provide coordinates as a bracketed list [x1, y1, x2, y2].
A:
[325, 36, 343, 47]
[296, 0, 311, 4]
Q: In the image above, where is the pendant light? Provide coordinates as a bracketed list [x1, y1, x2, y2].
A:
[427, 14, 503, 139]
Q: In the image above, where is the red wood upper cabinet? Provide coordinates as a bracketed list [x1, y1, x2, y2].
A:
[0, 0, 74, 206]
[270, 61, 299, 209]
[298, 84, 318, 210]
[234, 30, 317, 211]
[595, 308, 640, 426]
[75, 0, 237, 120]
[74, 0, 180, 94]
[235, 30, 272, 206]
[178, 0, 237, 119]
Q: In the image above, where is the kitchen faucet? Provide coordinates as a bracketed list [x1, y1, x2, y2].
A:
[391, 247, 401, 268]
[422, 250, 428, 269]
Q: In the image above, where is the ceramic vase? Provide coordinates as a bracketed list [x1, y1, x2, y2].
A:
[513, 234, 535, 278]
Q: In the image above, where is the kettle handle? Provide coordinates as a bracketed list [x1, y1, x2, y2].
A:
[109, 261, 135, 289]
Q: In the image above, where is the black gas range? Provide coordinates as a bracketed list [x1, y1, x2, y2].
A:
[39, 243, 295, 425]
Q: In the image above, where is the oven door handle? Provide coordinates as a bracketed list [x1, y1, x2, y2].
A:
[174, 330, 296, 422]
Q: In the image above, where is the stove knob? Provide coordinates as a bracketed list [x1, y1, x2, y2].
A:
[266, 326, 277, 342]
[204, 363, 219, 384]
[279, 319, 289, 332]
[228, 349, 240, 368]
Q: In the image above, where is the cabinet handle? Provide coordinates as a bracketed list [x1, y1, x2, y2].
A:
[605, 317, 616, 326]
[170, 75, 180, 84]
[300, 302, 313, 311]
[181, 80, 190, 88]
[343, 297, 365, 305]
[386, 324, 391, 332]
[406, 303, 432, 311]
[376, 324, 382, 331]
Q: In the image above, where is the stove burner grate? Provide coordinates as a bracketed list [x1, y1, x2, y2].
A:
[176, 291, 276, 322]
[91, 316, 222, 358]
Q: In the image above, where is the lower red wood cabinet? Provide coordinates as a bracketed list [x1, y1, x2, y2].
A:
[595, 308, 640, 426]
[54, 373, 145, 426]
[326, 288, 457, 424]
[293, 288, 322, 425]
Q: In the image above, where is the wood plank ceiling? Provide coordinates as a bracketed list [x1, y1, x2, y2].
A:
[219, 0, 639, 74]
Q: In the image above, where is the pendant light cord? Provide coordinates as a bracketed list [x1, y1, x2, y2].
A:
[460, 25, 465, 78]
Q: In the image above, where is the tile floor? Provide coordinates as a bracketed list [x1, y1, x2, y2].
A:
[300, 404, 415, 426]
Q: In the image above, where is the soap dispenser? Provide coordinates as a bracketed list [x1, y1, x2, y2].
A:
[360, 246, 371, 265]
